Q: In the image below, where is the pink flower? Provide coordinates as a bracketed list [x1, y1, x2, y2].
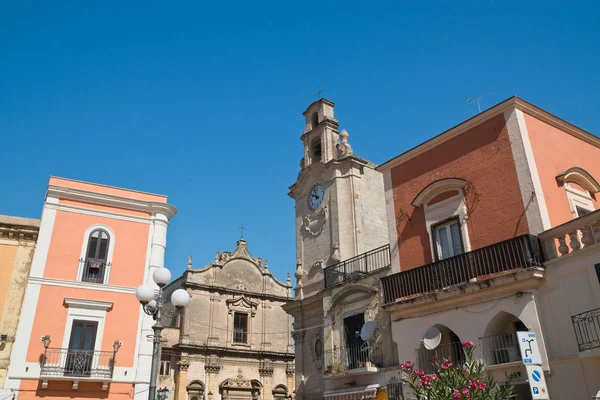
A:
[462, 368, 469, 376]
[469, 380, 477, 390]
[453, 389, 462, 399]
[462, 340, 474, 348]
[399, 364, 404, 370]
[479, 382, 487, 390]
[462, 388, 468, 395]
[442, 364, 449, 369]
[430, 374, 437, 380]
[406, 361, 412, 367]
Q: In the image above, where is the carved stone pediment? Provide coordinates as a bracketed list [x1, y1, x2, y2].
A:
[222, 369, 252, 389]
[226, 295, 258, 316]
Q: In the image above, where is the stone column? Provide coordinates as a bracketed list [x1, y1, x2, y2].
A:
[175, 358, 190, 400]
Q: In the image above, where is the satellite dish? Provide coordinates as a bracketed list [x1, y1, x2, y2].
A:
[423, 327, 442, 350]
[360, 321, 375, 341]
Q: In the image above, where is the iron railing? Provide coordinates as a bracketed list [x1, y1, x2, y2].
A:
[41, 348, 116, 379]
[571, 308, 600, 351]
[233, 329, 248, 344]
[324, 341, 395, 374]
[479, 333, 522, 365]
[415, 342, 466, 375]
[80, 259, 109, 284]
[324, 244, 391, 288]
[381, 235, 543, 305]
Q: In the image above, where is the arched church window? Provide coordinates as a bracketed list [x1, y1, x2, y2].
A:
[82, 229, 110, 283]
[312, 139, 322, 162]
[311, 112, 319, 129]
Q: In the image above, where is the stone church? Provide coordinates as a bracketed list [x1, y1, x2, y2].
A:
[160, 239, 295, 400]
[283, 99, 399, 400]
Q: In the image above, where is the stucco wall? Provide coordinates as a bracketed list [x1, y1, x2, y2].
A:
[524, 113, 600, 226]
[388, 114, 527, 271]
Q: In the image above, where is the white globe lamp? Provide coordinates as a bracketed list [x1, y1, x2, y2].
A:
[171, 289, 190, 308]
[153, 268, 172, 287]
[135, 284, 155, 305]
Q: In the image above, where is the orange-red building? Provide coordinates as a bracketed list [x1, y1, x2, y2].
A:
[5, 177, 176, 400]
[379, 97, 600, 398]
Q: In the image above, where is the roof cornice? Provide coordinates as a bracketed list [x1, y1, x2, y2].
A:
[47, 185, 177, 219]
[377, 96, 600, 172]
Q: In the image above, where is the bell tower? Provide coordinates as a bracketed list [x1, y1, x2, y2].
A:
[300, 98, 339, 168]
[289, 98, 389, 300]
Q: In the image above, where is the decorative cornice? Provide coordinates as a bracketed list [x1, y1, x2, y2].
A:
[177, 359, 190, 371]
[29, 276, 137, 294]
[182, 281, 291, 303]
[47, 185, 177, 220]
[205, 363, 221, 373]
[0, 216, 40, 242]
[175, 344, 294, 360]
[64, 297, 113, 311]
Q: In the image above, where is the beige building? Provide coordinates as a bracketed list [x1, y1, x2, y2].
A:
[0, 215, 40, 394]
[284, 99, 398, 400]
[160, 239, 295, 400]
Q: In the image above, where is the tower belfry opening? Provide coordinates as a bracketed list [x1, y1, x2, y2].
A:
[312, 139, 322, 162]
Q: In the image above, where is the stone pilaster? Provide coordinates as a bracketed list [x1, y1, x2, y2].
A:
[205, 358, 221, 399]
[286, 362, 295, 398]
[175, 358, 190, 400]
[259, 361, 273, 400]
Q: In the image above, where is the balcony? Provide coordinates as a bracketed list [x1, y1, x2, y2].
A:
[538, 209, 600, 261]
[381, 235, 543, 306]
[324, 244, 391, 288]
[571, 308, 600, 352]
[324, 341, 396, 377]
[41, 348, 116, 389]
[415, 342, 465, 375]
[80, 259, 110, 284]
[479, 333, 522, 366]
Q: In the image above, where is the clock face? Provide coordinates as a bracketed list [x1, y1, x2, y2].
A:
[308, 184, 325, 210]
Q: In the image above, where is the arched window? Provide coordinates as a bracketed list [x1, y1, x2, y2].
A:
[311, 112, 319, 130]
[556, 167, 599, 218]
[312, 138, 322, 162]
[82, 229, 110, 283]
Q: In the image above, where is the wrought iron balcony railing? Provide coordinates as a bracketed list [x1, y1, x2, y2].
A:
[479, 332, 522, 366]
[571, 308, 600, 352]
[324, 244, 391, 288]
[41, 348, 116, 379]
[415, 342, 466, 375]
[324, 341, 396, 375]
[381, 235, 543, 305]
[80, 259, 110, 284]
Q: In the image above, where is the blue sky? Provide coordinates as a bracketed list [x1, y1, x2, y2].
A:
[1, 1, 599, 283]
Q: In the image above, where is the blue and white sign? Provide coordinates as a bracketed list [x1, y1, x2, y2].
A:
[526, 365, 550, 399]
[517, 331, 543, 365]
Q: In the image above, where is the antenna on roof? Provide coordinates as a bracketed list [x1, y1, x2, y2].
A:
[466, 92, 495, 114]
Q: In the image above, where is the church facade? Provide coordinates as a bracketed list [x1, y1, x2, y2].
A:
[284, 99, 398, 400]
[160, 239, 295, 400]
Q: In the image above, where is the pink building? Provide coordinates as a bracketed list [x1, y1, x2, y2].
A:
[5, 177, 176, 400]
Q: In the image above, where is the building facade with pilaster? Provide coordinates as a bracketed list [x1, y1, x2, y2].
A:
[4, 177, 176, 400]
[159, 239, 294, 400]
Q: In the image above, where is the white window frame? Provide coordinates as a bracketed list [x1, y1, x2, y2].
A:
[76, 224, 116, 285]
[432, 218, 464, 260]
[61, 298, 113, 352]
[564, 183, 595, 218]
[424, 191, 471, 261]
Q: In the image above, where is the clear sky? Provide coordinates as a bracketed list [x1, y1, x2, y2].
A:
[1, 1, 599, 283]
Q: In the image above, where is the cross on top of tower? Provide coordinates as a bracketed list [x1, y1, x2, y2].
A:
[315, 86, 325, 98]
[239, 224, 247, 239]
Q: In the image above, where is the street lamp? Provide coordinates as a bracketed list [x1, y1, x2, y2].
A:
[136, 267, 190, 400]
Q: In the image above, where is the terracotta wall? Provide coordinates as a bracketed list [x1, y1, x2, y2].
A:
[389, 114, 528, 270]
[43, 210, 149, 287]
[18, 379, 134, 400]
[26, 286, 140, 367]
[524, 114, 600, 227]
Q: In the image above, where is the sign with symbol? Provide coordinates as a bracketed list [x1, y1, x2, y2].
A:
[526, 365, 549, 399]
[517, 331, 542, 365]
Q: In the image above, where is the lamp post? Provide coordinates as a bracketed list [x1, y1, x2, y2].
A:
[136, 267, 190, 400]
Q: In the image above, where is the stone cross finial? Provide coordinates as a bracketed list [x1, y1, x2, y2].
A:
[264, 259, 269, 271]
[187, 255, 193, 269]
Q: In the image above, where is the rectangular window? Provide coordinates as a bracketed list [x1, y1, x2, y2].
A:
[433, 218, 464, 260]
[159, 353, 171, 376]
[233, 312, 248, 343]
